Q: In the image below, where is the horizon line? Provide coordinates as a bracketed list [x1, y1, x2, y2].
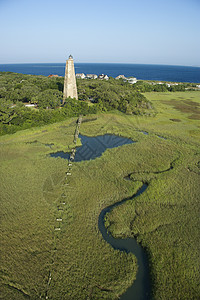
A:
[0, 62, 199, 68]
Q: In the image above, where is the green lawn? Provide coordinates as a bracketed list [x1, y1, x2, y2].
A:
[0, 91, 199, 299]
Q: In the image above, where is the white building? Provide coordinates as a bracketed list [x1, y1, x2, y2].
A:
[98, 74, 109, 80]
[115, 75, 127, 80]
[104, 75, 109, 80]
[76, 73, 86, 79]
[127, 77, 137, 84]
[86, 74, 98, 79]
[25, 104, 36, 108]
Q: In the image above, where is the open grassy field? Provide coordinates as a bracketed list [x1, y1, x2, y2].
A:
[0, 91, 199, 299]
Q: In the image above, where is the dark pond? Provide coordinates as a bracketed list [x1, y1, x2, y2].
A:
[50, 134, 135, 161]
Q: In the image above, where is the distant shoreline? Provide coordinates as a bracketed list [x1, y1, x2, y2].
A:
[0, 63, 199, 83]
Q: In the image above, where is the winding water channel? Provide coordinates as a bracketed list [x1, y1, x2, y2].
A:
[99, 184, 151, 300]
[50, 134, 151, 299]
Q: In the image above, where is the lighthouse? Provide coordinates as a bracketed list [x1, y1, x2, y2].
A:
[63, 55, 78, 104]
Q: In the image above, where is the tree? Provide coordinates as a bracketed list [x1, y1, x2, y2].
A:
[32, 89, 62, 109]
[0, 99, 16, 124]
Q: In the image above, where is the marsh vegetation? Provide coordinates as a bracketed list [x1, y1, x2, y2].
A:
[0, 87, 199, 299]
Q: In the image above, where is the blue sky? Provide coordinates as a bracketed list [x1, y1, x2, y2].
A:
[0, 0, 199, 66]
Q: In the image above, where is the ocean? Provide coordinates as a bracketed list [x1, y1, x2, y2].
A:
[0, 63, 199, 83]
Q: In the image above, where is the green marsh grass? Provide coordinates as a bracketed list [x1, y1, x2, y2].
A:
[0, 91, 200, 299]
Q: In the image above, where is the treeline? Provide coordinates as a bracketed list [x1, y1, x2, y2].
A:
[0, 72, 96, 135]
[132, 80, 188, 92]
[0, 99, 97, 135]
[1, 71, 195, 136]
[0, 72, 152, 113]
[77, 77, 196, 97]
[0, 72, 154, 135]
[77, 78, 152, 114]
[0, 72, 64, 107]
